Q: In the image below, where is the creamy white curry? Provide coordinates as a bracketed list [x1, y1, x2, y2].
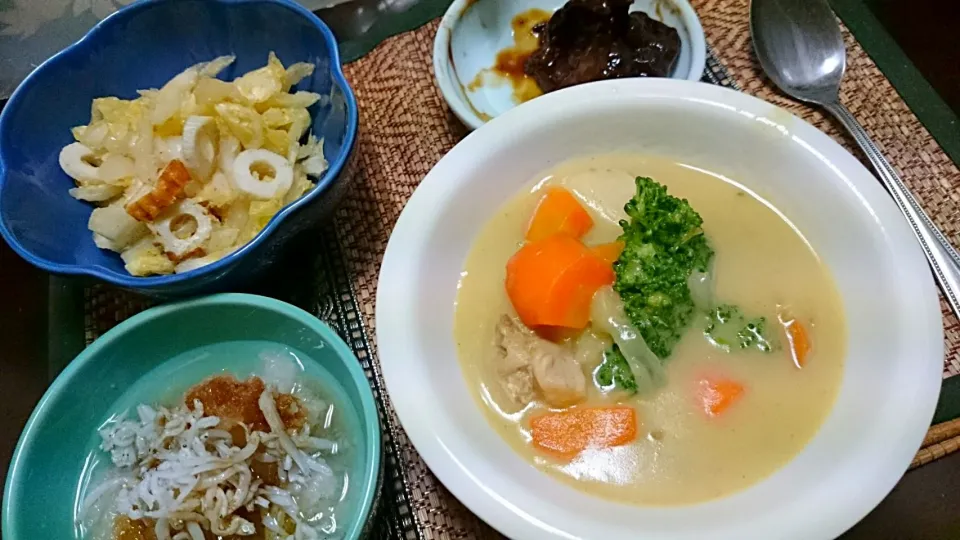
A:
[454, 154, 846, 505]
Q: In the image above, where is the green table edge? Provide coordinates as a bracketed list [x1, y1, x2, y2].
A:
[44, 0, 960, 427]
[828, 0, 960, 165]
[336, 0, 451, 64]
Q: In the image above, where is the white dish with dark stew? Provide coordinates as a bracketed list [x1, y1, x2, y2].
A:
[434, 0, 707, 130]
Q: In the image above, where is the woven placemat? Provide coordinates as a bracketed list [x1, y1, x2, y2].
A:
[80, 0, 960, 537]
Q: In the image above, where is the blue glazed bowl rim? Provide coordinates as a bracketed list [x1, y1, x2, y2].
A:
[2, 293, 382, 540]
[0, 0, 359, 290]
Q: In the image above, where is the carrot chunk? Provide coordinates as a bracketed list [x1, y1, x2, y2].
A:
[125, 159, 191, 222]
[698, 378, 744, 417]
[779, 314, 812, 368]
[525, 187, 594, 242]
[530, 406, 637, 458]
[589, 240, 625, 266]
[505, 234, 615, 329]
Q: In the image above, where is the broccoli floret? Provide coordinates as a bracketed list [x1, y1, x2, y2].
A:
[594, 345, 638, 395]
[738, 317, 774, 352]
[613, 177, 715, 359]
[704, 305, 777, 353]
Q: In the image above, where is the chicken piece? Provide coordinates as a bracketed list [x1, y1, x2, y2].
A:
[496, 316, 538, 407]
[529, 344, 588, 407]
[496, 316, 587, 408]
[125, 159, 192, 222]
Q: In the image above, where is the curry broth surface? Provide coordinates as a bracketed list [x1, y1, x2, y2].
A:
[453, 154, 846, 505]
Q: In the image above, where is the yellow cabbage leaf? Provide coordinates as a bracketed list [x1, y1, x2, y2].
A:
[234, 52, 286, 104]
[215, 103, 264, 149]
[121, 239, 175, 276]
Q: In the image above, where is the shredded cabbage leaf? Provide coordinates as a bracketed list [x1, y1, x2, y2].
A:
[63, 53, 330, 276]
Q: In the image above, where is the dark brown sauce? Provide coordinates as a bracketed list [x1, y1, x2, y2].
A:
[113, 516, 154, 540]
[467, 8, 551, 104]
[185, 374, 305, 433]
[111, 375, 303, 539]
[113, 514, 268, 539]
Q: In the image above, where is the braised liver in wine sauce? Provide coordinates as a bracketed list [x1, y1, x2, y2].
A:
[524, 0, 682, 93]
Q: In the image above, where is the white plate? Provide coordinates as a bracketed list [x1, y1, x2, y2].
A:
[376, 79, 943, 540]
[434, 0, 707, 130]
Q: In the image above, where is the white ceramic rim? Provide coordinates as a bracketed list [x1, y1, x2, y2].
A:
[376, 79, 943, 539]
[433, 0, 708, 130]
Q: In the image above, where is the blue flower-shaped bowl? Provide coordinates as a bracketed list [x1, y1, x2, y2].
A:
[0, 0, 358, 296]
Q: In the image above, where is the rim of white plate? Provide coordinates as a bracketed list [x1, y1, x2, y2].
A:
[375, 78, 942, 540]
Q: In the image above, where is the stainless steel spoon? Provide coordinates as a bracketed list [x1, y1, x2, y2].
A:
[751, 0, 960, 319]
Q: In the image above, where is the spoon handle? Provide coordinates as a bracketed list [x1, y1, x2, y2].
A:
[824, 101, 960, 319]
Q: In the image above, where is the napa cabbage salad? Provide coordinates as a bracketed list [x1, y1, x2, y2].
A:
[60, 53, 329, 276]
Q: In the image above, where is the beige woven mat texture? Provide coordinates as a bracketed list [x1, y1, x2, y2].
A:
[330, 1, 960, 537]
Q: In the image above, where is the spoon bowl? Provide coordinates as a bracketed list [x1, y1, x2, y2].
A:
[750, 0, 845, 104]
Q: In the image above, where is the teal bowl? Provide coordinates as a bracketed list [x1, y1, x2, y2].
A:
[2, 294, 381, 539]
